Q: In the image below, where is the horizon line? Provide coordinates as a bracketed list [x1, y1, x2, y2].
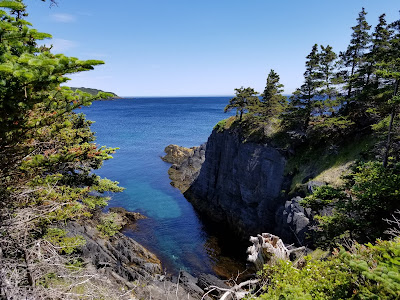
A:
[118, 94, 293, 98]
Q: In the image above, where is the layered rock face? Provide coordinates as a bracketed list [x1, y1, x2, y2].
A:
[162, 143, 206, 193]
[63, 221, 161, 282]
[184, 129, 287, 239]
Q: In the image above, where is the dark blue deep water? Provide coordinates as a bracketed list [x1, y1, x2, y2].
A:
[81, 97, 245, 277]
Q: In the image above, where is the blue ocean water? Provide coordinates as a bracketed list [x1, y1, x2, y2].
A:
[81, 97, 244, 276]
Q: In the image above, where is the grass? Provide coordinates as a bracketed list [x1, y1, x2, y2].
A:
[214, 113, 377, 195]
[213, 115, 284, 145]
[286, 135, 376, 192]
[213, 116, 236, 132]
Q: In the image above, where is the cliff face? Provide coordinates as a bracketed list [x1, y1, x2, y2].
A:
[184, 128, 287, 239]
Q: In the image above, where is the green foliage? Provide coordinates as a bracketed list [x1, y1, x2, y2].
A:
[214, 119, 227, 132]
[251, 257, 351, 300]
[318, 45, 340, 113]
[301, 185, 346, 211]
[97, 213, 122, 237]
[259, 69, 287, 119]
[307, 116, 355, 143]
[250, 238, 400, 300]
[0, 0, 123, 221]
[339, 7, 371, 98]
[0, 2, 124, 296]
[340, 239, 400, 298]
[303, 161, 400, 247]
[69, 86, 118, 98]
[44, 228, 86, 254]
[224, 87, 259, 121]
[282, 44, 325, 131]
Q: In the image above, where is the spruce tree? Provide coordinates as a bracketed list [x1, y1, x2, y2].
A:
[318, 45, 338, 114]
[224, 87, 259, 121]
[339, 8, 371, 100]
[260, 69, 287, 118]
[364, 14, 392, 87]
[375, 17, 400, 167]
[0, 1, 123, 296]
[284, 44, 321, 130]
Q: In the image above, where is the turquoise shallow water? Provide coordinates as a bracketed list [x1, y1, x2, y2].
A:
[81, 97, 244, 276]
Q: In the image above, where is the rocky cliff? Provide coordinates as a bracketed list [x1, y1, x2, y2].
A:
[184, 128, 287, 239]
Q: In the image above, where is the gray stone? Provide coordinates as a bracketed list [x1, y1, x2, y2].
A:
[197, 273, 230, 297]
[307, 180, 327, 193]
[184, 128, 287, 239]
[179, 271, 206, 299]
[62, 221, 161, 282]
[274, 196, 312, 245]
[162, 143, 207, 193]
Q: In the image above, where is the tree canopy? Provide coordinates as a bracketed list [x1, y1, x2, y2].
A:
[0, 1, 123, 297]
[224, 86, 259, 121]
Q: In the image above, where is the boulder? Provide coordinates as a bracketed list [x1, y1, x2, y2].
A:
[162, 143, 206, 193]
[274, 196, 312, 245]
[161, 144, 194, 164]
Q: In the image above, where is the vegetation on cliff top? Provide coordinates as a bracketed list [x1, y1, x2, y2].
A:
[69, 87, 119, 98]
[220, 8, 400, 299]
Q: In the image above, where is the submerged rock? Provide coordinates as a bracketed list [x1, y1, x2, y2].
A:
[108, 206, 147, 228]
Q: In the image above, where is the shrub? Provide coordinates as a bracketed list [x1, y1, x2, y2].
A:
[44, 228, 86, 254]
[249, 237, 400, 300]
[97, 213, 122, 237]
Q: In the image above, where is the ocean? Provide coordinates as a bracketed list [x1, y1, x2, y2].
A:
[80, 97, 245, 277]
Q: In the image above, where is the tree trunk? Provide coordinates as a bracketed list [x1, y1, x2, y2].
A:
[383, 79, 399, 168]
[247, 233, 305, 271]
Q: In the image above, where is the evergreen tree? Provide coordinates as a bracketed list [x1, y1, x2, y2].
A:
[375, 17, 400, 167]
[0, 1, 123, 296]
[260, 69, 287, 118]
[339, 8, 371, 100]
[224, 87, 259, 121]
[318, 45, 338, 114]
[364, 14, 392, 87]
[284, 44, 321, 130]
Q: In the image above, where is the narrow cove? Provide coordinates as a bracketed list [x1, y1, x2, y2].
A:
[81, 97, 246, 277]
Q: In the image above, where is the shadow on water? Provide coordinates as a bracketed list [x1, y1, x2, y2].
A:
[122, 208, 251, 279]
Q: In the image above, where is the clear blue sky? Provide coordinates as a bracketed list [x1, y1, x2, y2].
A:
[25, 0, 399, 97]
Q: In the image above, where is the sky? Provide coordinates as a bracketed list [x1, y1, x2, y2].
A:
[24, 0, 399, 97]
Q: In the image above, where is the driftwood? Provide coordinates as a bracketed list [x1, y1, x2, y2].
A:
[247, 233, 306, 270]
[199, 233, 305, 300]
[201, 279, 259, 300]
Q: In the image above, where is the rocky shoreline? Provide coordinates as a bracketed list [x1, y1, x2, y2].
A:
[67, 131, 318, 299]
[162, 129, 314, 247]
[67, 207, 239, 299]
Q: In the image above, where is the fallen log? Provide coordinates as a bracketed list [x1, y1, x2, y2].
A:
[247, 233, 306, 270]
